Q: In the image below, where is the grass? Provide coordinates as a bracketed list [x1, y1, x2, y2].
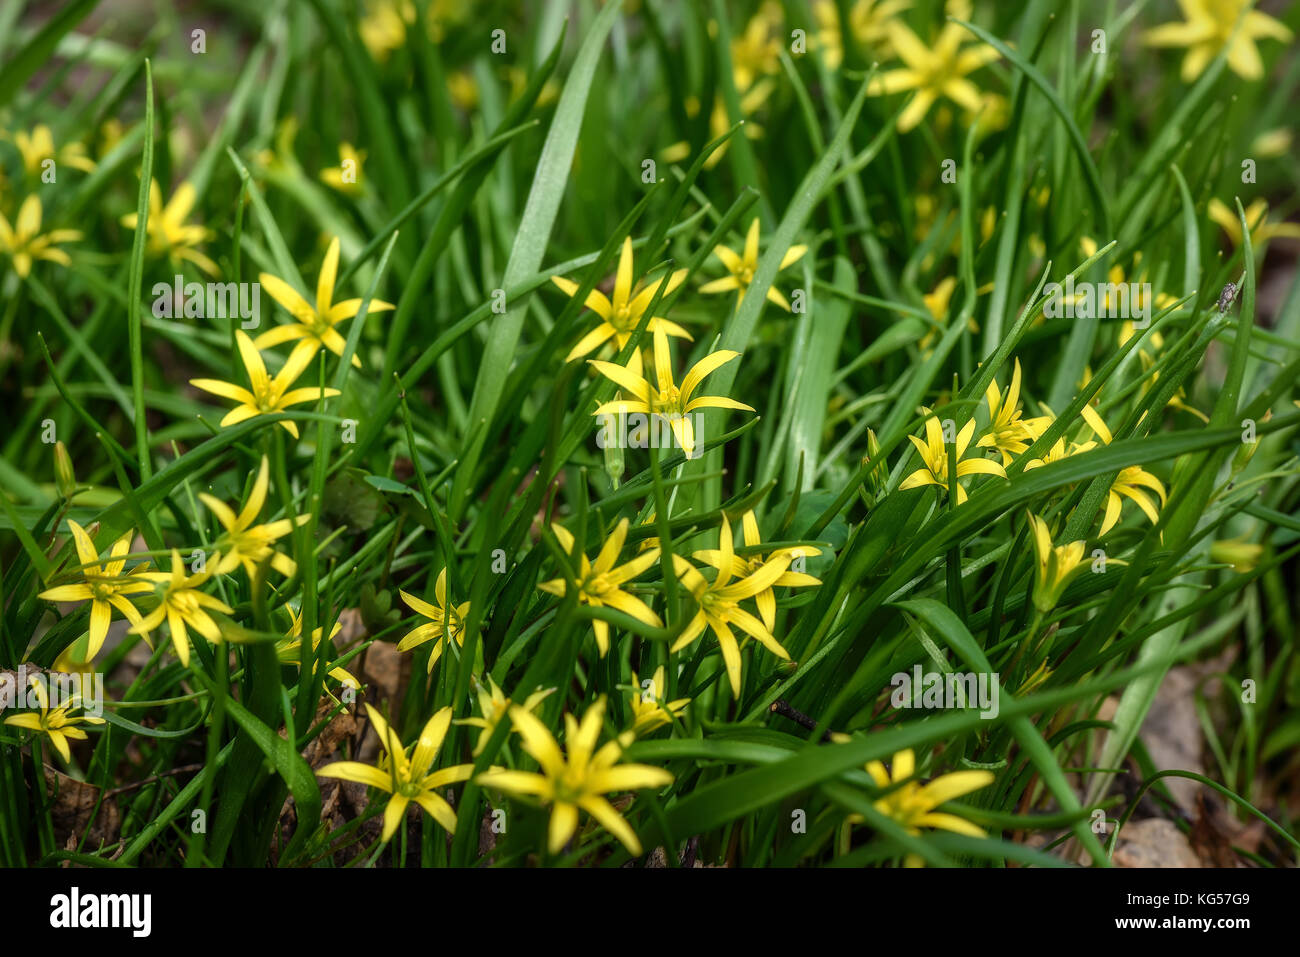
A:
[0, 0, 1298, 869]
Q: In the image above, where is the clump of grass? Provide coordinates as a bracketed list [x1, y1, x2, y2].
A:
[0, 0, 1298, 869]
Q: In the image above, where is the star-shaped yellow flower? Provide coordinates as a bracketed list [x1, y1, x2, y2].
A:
[671, 519, 796, 697]
[131, 549, 234, 667]
[456, 675, 555, 755]
[731, 4, 783, 92]
[700, 218, 807, 311]
[553, 237, 691, 362]
[318, 704, 475, 841]
[38, 521, 151, 660]
[588, 327, 753, 459]
[692, 509, 821, 631]
[1144, 0, 1291, 82]
[199, 455, 309, 581]
[977, 358, 1051, 466]
[899, 408, 1006, 503]
[477, 696, 673, 855]
[0, 195, 81, 278]
[276, 608, 358, 689]
[854, 748, 992, 865]
[627, 665, 690, 735]
[120, 179, 219, 276]
[814, 0, 912, 69]
[1079, 406, 1167, 535]
[253, 237, 394, 369]
[6, 124, 96, 176]
[3, 675, 104, 763]
[866, 0, 1001, 132]
[1207, 198, 1300, 249]
[397, 568, 471, 673]
[319, 143, 366, 196]
[190, 330, 339, 439]
[538, 518, 662, 657]
[1027, 512, 1093, 614]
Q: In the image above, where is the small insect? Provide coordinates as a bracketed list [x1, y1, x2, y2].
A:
[1218, 281, 1240, 314]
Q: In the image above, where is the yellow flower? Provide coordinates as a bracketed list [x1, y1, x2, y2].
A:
[3, 675, 104, 763]
[699, 218, 807, 311]
[1080, 405, 1168, 535]
[199, 455, 308, 581]
[319, 143, 367, 196]
[671, 520, 795, 697]
[1251, 128, 1291, 158]
[553, 237, 691, 362]
[318, 705, 475, 841]
[276, 608, 358, 688]
[397, 568, 471, 673]
[814, 0, 912, 69]
[537, 518, 662, 657]
[1144, 0, 1291, 82]
[131, 549, 234, 667]
[858, 748, 993, 864]
[120, 179, 219, 276]
[692, 509, 821, 631]
[915, 276, 979, 352]
[1207, 198, 1300, 249]
[589, 327, 753, 459]
[253, 236, 394, 369]
[977, 358, 1051, 466]
[899, 408, 1006, 503]
[38, 521, 151, 660]
[627, 665, 690, 735]
[6, 124, 96, 177]
[866, 0, 1001, 132]
[477, 696, 673, 855]
[0, 195, 81, 278]
[358, 0, 413, 61]
[190, 330, 340, 439]
[456, 675, 555, 755]
[1027, 511, 1095, 613]
[731, 5, 782, 92]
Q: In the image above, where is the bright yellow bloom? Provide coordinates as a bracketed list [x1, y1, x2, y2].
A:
[131, 550, 234, 667]
[627, 666, 690, 735]
[397, 568, 471, 673]
[699, 218, 807, 311]
[3, 675, 104, 763]
[589, 328, 753, 459]
[814, 0, 912, 69]
[276, 608, 358, 689]
[318, 705, 475, 841]
[731, 5, 783, 92]
[671, 520, 795, 697]
[1144, 0, 1291, 82]
[553, 237, 691, 362]
[358, 0, 412, 60]
[319, 143, 366, 196]
[857, 748, 992, 864]
[456, 675, 555, 755]
[200, 456, 308, 581]
[477, 696, 673, 855]
[7, 124, 96, 176]
[915, 276, 979, 353]
[899, 408, 1006, 503]
[866, 0, 1001, 132]
[38, 522, 151, 660]
[1080, 405, 1168, 535]
[977, 358, 1051, 465]
[190, 330, 339, 439]
[692, 509, 821, 631]
[1208, 198, 1300, 249]
[253, 236, 394, 369]
[0, 195, 81, 278]
[1027, 512, 1093, 614]
[120, 179, 219, 276]
[538, 518, 662, 657]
